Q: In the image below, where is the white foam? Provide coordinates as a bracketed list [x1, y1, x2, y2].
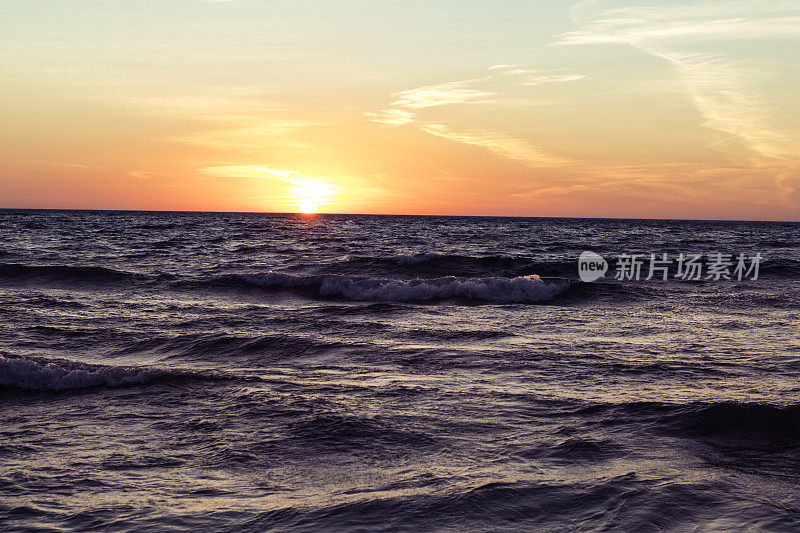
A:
[320, 274, 567, 302]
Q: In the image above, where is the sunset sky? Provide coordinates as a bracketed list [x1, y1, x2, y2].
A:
[2, 0, 799, 219]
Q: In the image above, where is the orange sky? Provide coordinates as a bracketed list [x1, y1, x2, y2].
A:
[2, 0, 799, 220]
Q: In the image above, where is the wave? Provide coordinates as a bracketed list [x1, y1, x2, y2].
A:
[667, 402, 800, 442]
[518, 437, 623, 462]
[759, 258, 800, 278]
[113, 331, 347, 361]
[0, 263, 143, 284]
[573, 401, 800, 446]
[215, 271, 571, 303]
[254, 475, 738, 532]
[323, 252, 800, 281]
[287, 414, 437, 449]
[0, 354, 220, 391]
[323, 253, 574, 278]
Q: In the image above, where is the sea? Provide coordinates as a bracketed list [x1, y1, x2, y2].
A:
[1, 209, 799, 532]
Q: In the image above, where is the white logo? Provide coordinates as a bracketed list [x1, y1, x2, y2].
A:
[578, 251, 608, 282]
[577, 251, 762, 282]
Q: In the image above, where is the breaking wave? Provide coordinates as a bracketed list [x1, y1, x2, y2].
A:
[323, 253, 574, 278]
[0, 354, 219, 391]
[216, 272, 571, 303]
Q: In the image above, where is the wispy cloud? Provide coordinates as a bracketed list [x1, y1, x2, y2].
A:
[200, 165, 295, 180]
[368, 66, 584, 127]
[488, 64, 523, 70]
[509, 160, 783, 215]
[367, 66, 584, 166]
[389, 79, 494, 109]
[558, 2, 800, 45]
[363, 109, 416, 126]
[556, 0, 800, 169]
[420, 124, 572, 167]
[171, 118, 326, 151]
[488, 65, 586, 86]
[20, 160, 95, 170]
[655, 51, 790, 161]
[518, 74, 585, 86]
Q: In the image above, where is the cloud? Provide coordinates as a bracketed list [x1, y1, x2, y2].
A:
[389, 80, 494, 109]
[21, 160, 94, 169]
[171, 118, 326, 151]
[518, 74, 586, 86]
[363, 109, 416, 126]
[488, 64, 523, 70]
[557, 1, 800, 46]
[199, 165, 295, 180]
[557, 16, 800, 46]
[555, 0, 800, 167]
[654, 51, 790, 161]
[420, 124, 571, 167]
[368, 67, 584, 126]
[366, 66, 583, 166]
[484, 65, 587, 86]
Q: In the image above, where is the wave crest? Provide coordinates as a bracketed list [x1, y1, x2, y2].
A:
[233, 272, 570, 303]
[0, 354, 214, 391]
[327, 253, 571, 278]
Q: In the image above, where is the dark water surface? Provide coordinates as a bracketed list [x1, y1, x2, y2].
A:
[1, 210, 799, 531]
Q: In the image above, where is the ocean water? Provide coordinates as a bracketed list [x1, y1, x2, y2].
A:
[1, 209, 799, 532]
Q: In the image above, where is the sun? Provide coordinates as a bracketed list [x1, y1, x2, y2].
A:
[299, 199, 318, 214]
[288, 178, 338, 214]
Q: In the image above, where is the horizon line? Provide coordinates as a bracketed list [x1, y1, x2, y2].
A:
[1, 206, 798, 224]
